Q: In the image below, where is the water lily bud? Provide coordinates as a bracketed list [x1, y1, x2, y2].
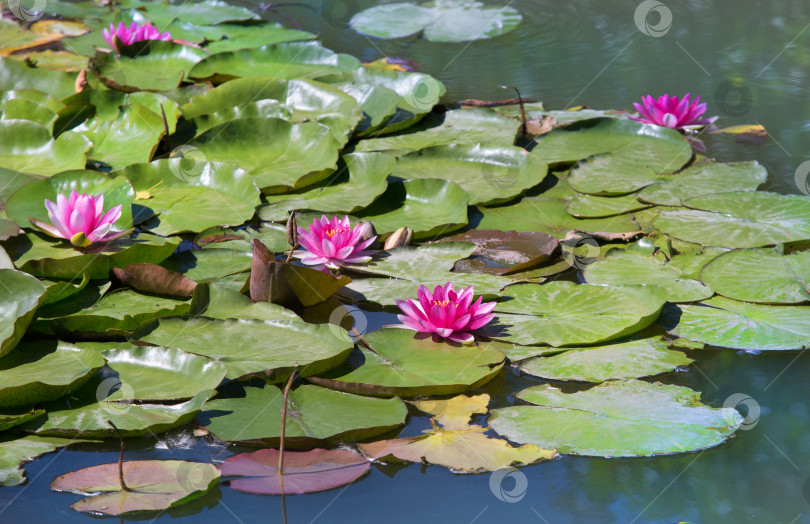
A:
[358, 221, 379, 249]
[383, 227, 413, 250]
[285, 212, 298, 247]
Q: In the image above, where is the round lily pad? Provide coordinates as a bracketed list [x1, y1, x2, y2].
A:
[637, 160, 767, 206]
[0, 268, 46, 357]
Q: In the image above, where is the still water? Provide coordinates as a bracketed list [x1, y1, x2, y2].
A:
[3, 1, 810, 522]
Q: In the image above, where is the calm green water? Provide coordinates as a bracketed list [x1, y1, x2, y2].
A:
[3, 1, 810, 522]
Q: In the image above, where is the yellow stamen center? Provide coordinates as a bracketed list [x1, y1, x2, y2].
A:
[324, 227, 344, 238]
[432, 300, 450, 308]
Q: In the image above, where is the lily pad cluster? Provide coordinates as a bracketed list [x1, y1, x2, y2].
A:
[0, 0, 801, 516]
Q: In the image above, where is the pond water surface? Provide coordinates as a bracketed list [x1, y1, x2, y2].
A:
[3, 1, 810, 522]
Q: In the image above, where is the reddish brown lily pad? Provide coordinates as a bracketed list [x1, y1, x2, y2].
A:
[438, 229, 559, 275]
[219, 448, 369, 495]
[113, 263, 197, 298]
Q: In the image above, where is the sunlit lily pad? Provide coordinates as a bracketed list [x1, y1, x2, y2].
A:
[489, 380, 742, 457]
[90, 41, 208, 92]
[0, 269, 46, 357]
[566, 192, 651, 218]
[699, 248, 810, 304]
[51, 459, 220, 516]
[494, 282, 667, 346]
[0, 120, 90, 176]
[350, 1, 523, 43]
[130, 316, 353, 381]
[666, 297, 810, 350]
[130, 0, 259, 26]
[200, 383, 407, 446]
[160, 248, 252, 282]
[203, 23, 315, 53]
[75, 104, 164, 169]
[0, 408, 44, 431]
[1, 435, 92, 486]
[653, 191, 810, 248]
[0, 340, 104, 407]
[392, 144, 547, 205]
[517, 337, 692, 382]
[440, 229, 559, 275]
[637, 161, 767, 206]
[0, 57, 75, 98]
[189, 283, 300, 322]
[309, 328, 505, 397]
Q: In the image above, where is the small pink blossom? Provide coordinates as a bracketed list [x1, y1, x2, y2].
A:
[396, 282, 496, 344]
[102, 21, 171, 51]
[294, 215, 376, 269]
[629, 93, 717, 130]
[31, 191, 126, 247]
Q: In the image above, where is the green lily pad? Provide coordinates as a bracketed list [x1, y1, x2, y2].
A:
[532, 117, 692, 169]
[259, 152, 394, 222]
[699, 248, 810, 304]
[477, 197, 639, 239]
[189, 42, 360, 83]
[308, 328, 505, 397]
[99, 346, 227, 401]
[4, 169, 135, 231]
[344, 272, 510, 306]
[130, 316, 353, 381]
[355, 107, 520, 153]
[568, 152, 669, 196]
[0, 57, 75, 98]
[120, 159, 260, 235]
[488, 380, 742, 457]
[130, 0, 259, 26]
[3, 232, 178, 279]
[666, 297, 810, 350]
[582, 250, 716, 303]
[160, 248, 252, 282]
[517, 337, 692, 382]
[51, 288, 190, 336]
[200, 383, 407, 446]
[0, 96, 58, 130]
[59, 90, 181, 134]
[637, 160, 767, 206]
[441, 229, 559, 275]
[493, 282, 667, 346]
[203, 23, 315, 53]
[33, 389, 212, 438]
[391, 144, 548, 206]
[189, 283, 300, 322]
[1, 435, 91, 486]
[350, 1, 522, 43]
[0, 269, 46, 358]
[0, 120, 90, 176]
[566, 191, 651, 218]
[0, 409, 45, 432]
[0, 340, 105, 407]
[357, 178, 469, 239]
[189, 117, 341, 192]
[653, 191, 810, 248]
[73, 104, 164, 169]
[90, 41, 208, 92]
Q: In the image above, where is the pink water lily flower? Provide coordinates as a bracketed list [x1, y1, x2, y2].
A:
[294, 215, 376, 269]
[30, 191, 127, 247]
[102, 21, 171, 51]
[396, 282, 496, 344]
[629, 93, 717, 130]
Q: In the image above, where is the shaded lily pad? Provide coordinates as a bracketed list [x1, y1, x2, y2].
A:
[200, 383, 407, 446]
[160, 248, 253, 282]
[0, 409, 45, 432]
[517, 337, 692, 382]
[120, 159, 260, 235]
[653, 191, 810, 248]
[494, 282, 668, 346]
[489, 380, 742, 457]
[667, 297, 810, 350]
[699, 248, 810, 304]
[51, 459, 220, 516]
[130, 316, 353, 381]
[350, 1, 522, 43]
[219, 448, 370, 495]
[0, 269, 46, 357]
[308, 328, 505, 397]
[0, 340, 105, 407]
[391, 144, 548, 205]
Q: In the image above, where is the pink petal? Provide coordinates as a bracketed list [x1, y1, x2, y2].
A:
[448, 332, 475, 344]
